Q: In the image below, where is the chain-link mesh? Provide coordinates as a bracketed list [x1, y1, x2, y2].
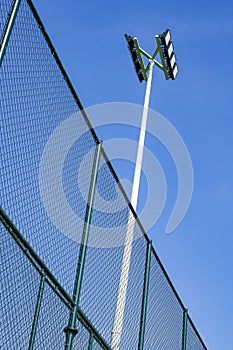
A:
[0, 0, 207, 349]
[0, 0, 12, 36]
[72, 320, 90, 349]
[1, 221, 41, 349]
[186, 317, 207, 350]
[32, 283, 69, 350]
[0, 0, 97, 296]
[144, 251, 184, 350]
[79, 153, 148, 347]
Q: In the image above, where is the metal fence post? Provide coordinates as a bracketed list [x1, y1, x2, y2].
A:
[0, 0, 21, 67]
[28, 274, 45, 350]
[138, 240, 152, 350]
[64, 141, 102, 350]
[88, 333, 94, 350]
[182, 308, 188, 350]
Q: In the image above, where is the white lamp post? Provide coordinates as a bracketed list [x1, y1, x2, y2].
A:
[111, 30, 178, 350]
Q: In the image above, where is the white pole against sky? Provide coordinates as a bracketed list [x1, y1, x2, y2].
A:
[111, 60, 154, 350]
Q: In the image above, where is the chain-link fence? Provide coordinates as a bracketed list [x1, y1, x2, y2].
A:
[0, 0, 207, 349]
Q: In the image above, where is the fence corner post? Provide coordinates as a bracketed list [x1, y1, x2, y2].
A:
[64, 141, 102, 350]
[28, 274, 45, 350]
[182, 308, 188, 350]
[138, 239, 152, 350]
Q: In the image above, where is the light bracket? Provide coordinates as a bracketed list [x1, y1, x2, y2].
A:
[125, 29, 178, 82]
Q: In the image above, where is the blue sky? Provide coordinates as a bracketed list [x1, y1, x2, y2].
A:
[33, 1, 233, 348]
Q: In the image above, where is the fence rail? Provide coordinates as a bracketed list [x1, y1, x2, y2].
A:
[0, 0, 207, 349]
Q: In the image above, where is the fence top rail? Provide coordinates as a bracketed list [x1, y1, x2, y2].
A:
[0, 206, 75, 309]
[187, 314, 208, 350]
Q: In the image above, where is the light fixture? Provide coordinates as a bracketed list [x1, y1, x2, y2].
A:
[124, 34, 146, 82]
[159, 28, 178, 80]
[112, 31, 179, 350]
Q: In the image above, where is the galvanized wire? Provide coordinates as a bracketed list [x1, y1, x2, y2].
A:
[186, 317, 207, 350]
[144, 251, 184, 350]
[1, 222, 41, 349]
[0, 0, 96, 296]
[0, 0, 208, 349]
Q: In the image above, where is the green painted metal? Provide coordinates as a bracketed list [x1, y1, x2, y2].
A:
[134, 39, 148, 80]
[28, 274, 45, 350]
[144, 47, 161, 72]
[155, 36, 169, 80]
[138, 240, 152, 350]
[88, 333, 94, 350]
[77, 309, 112, 350]
[182, 308, 188, 350]
[132, 35, 169, 81]
[0, 207, 74, 309]
[0, 207, 112, 350]
[64, 141, 102, 350]
[0, 0, 21, 67]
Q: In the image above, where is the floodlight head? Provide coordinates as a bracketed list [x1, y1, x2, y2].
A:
[171, 63, 178, 80]
[124, 33, 146, 83]
[162, 29, 171, 46]
[159, 29, 178, 80]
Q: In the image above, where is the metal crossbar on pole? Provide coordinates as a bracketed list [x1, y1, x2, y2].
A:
[111, 61, 154, 350]
[64, 141, 102, 350]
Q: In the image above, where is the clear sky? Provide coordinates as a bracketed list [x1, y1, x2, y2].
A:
[33, 1, 233, 349]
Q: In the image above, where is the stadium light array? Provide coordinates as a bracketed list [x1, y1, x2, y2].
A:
[112, 29, 179, 350]
[159, 29, 178, 80]
[124, 28, 178, 82]
[124, 34, 146, 82]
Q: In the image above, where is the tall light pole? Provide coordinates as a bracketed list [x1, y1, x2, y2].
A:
[111, 30, 179, 350]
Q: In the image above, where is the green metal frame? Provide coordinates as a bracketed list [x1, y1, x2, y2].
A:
[28, 274, 45, 350]
[0, 1, 209, 348]
[0, 206, 112, 350]
[0, 0, 21, 67]
[182, 308, 188, 350]
[88, 333, 94, 350]
[64, 141, 102, 350]
[133, 35, 169, 81]
[138, 240, 152, 350]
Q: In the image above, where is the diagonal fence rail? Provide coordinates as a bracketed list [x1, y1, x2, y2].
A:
[0, 0, 207, 349]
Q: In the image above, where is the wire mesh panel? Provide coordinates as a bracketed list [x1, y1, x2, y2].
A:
[186, 317, 207, 350]
[72, 320, 90, 349]
[0, 221, 41, 349]
[79, 153, 131, 344]
[32, 282, 70, 350]
[0, 0, 12, 35]
[119, 233, 147, 349]
[0, 0, 97, 296]
[92, 339, 105, 350]
[0, 0, 208, 349]
[144, 251, 184, 350]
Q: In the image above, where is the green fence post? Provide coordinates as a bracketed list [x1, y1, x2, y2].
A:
[28, 274, 45, 350]
[182, 308, 188, 350]
[0, 0, 21, 67]
[88, 333, 94, 350]
[138, 240, 152, 350]
[64, 141, 102, 350]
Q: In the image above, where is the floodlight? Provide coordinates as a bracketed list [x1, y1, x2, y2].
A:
[163, 29, 171, 46]
[171, 64, 178, 80]
[159, 28, 178, 80]
[170, 53, 176, 69]
[124, 33, 146, 82]
[167, 42, 174, 58]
